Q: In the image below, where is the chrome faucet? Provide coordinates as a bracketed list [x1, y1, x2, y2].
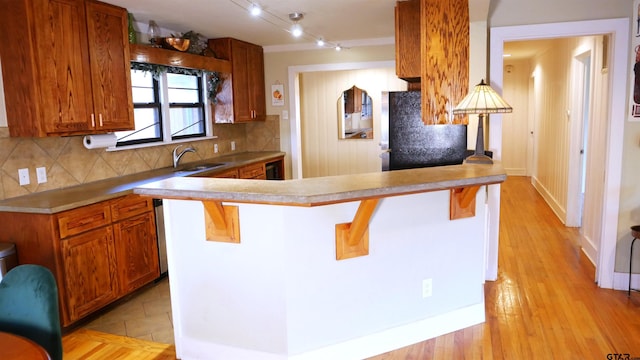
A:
[173, 145, 196, 168]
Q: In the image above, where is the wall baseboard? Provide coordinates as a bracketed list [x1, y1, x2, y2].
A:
[531, 176, 566, 224]
[613, 271, 639, 292]
[176, 302, 486, 360]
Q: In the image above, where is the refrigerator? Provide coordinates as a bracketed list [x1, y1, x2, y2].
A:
[380, 91, 468, 171]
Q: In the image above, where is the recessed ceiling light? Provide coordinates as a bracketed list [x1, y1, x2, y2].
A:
[249, 3, 262, 17]
[291, 23, 303, 37]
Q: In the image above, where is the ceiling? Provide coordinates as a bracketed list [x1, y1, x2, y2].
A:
[104, 0, 491, 51]
[504, 39, 555, 60]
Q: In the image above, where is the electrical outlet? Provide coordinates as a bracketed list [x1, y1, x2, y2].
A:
[18, 168, 30, 186]
[36, 167, 47, 184]
[231, 141, 236, 151]
[422, 278, 433, 298]
[214, 144, 219, 153]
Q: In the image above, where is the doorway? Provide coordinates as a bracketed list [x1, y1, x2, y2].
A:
[503, 39, 604, 268]
[489, 19, 629, 289]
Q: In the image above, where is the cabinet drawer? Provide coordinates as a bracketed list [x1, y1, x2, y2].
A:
[214, 169, 239, 178]
[239, 163, 266, 179]
[58, 203, 111, 239]
[110, 195, 153, 222]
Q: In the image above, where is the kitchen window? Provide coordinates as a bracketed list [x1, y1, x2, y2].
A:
[114, 65, 213, 148]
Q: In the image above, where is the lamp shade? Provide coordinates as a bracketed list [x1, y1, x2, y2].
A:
[453, 79, 513, 114]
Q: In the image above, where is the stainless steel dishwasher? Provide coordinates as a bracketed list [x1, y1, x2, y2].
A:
[153, 199, 168, 276]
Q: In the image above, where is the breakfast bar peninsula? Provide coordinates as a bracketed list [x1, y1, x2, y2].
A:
[134, 163, 506, 360]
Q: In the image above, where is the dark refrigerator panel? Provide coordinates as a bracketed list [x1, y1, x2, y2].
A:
[382, 91, 467, 171]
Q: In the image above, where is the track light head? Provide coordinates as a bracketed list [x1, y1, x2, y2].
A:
[288, 12, 304, 22]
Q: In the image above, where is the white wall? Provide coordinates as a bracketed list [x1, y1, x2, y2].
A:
[264, 45, 397, 179]
[164, 189, 488, 359]
[489, 0, 630, 27]
[502, 58, 531, 176]
[299, 68, 406, 177]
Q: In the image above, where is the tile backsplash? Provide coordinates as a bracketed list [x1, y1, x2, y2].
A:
[0, 115, 280, 200]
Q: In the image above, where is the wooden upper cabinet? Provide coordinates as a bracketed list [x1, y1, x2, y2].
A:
[85, 0, 134, 131]
[395, 0, 421, 82]
[208, 38, 266, 123]
[0, 0, 134, 137]
[344, 86, 363, 114]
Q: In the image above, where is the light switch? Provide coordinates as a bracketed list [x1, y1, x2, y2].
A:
[282, 110, 289, 120]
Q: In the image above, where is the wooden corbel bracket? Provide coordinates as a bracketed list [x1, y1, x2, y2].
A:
[449, 186, 480, 220]
[203, 201, 240, 243]
[335, 199, 379, 260]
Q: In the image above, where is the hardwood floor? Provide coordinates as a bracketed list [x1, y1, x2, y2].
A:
[62, 176, 640, 359]
[62, 329, 175, 360]
[370, 176, 640, 359]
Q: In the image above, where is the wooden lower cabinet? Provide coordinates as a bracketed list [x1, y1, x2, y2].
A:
[0, 194, 159, 327]
[214, 168, 239, 178]
[60, 226, 119, 322]
[238, 162, 266, 179]
[113, 212, 159, 294]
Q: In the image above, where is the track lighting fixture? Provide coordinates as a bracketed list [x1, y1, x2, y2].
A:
[231, 0, 346, 50]
[289, 12, 304, 38]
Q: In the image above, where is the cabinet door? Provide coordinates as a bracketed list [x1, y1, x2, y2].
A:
[60, 226, 118, 323]
[247, 44, 266, 121]
[113, 212, 160, 294]
[230, 40, 252, 122]
[32, 0, 95, 134]
[395, 0, 421, 81]
[85, 0, 134, 131]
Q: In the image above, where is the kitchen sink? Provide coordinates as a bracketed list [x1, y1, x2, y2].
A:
[176, 162, 227, 172]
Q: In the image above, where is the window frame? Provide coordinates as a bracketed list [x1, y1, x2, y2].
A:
[112, 65, 214, 151]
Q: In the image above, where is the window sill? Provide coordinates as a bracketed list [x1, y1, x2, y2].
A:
[106, 136, 218, 152]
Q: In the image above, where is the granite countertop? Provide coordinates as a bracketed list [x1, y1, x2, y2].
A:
[134, 163, 507, 207]
[0, 151, 284, 214]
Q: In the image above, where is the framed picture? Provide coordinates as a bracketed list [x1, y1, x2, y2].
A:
[271, 84, 284, 106]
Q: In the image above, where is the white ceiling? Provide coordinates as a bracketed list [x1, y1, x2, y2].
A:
[504, 39, 556, 60]
[106, 0, 396, 50]
[104, 0, 491, 51]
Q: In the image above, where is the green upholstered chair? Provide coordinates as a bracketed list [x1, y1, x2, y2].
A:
[0, 264, 63, 360]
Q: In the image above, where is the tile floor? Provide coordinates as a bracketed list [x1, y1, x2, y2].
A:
[82, 276, 175, 345]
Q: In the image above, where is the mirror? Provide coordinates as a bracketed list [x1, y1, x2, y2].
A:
[338, 85, 373, 139]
